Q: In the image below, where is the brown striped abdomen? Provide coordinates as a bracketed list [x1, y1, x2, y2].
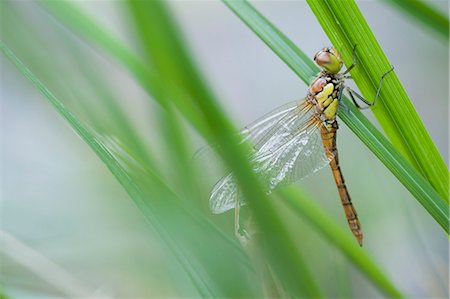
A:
[320, 124, 363, 246]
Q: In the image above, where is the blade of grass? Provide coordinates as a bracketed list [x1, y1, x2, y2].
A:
[383, 0, 449, 40]
[156, 104, 199, 201]
[2, 4, 252, 282]
[0, 42, 253, 298]
[125, 1, 322, 297]
[62, 37, 161, 172]
[277, 187, 404, 299]
[223, 0, 449, 233]
[0, 230, 103, 298]
[306, 0, 449, 201]
[38, 0, 212, 141]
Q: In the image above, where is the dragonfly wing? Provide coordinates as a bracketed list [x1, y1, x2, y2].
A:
[210, 99, 335, 214]
[209, 173, 240, 214]
[195, 100, 305, 165]
[254, 124, 333, 189]
[241, 100, 305, 145]
[193, 101, 300, 172]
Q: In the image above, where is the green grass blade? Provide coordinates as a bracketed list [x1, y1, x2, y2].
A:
[0, 42, 254, 298]
[125, 1, 322, 296]
[34, 0, 258, 274]
[306, 0, 449, 201]
[223, 0, 449, 233]
[39, 0, 211, 140]
[383, 0, 449, 40]
[2, 3, 248, 272]
[157, 104, 200, 201]
[277, 187, 404, 298]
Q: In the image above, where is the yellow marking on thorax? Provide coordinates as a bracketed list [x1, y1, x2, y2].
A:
[322, 96, 333, 107]
[315, 83, 334, 104]
[324, 98, 339, 119]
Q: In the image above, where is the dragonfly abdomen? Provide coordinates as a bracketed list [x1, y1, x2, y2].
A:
[320, 125, 363, 246]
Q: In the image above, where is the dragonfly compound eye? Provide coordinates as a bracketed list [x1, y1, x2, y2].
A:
[314, 47, 343, 74]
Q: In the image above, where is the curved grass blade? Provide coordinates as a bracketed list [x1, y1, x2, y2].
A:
[38, 0, 211, 140]
[0, 42, 254, 298]
[223, 0, 449, 233]
[1, 230, 104, 298]
[2, 3, 252, 278]
[277, 187, 404, 298]
[28, 0, 256, 267]
[383, 0, 449, 40]
[306, 0, 449, 201]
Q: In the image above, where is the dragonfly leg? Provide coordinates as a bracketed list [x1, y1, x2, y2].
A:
[345, 86, 363, 109]
[234, 189, 250, 242]
[346, 65, 394, 109]
[343, 44, 357, 75]
[337, 86, 351, 114]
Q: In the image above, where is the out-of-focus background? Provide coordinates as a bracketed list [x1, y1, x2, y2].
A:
[1, 1, 448, 298]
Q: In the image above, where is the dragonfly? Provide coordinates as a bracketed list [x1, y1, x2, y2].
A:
[208, 46, 393, 246]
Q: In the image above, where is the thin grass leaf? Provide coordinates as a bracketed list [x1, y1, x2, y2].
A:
[39, 0, 212, 140]
[125, 1, 322, 296]
[277, 187, 404, 299]
[156, 104, 200, 201]
[383, 0, 449, 40]
[0, 42, 255, 298]
[223, 0, 448, 233]
[62, 38, 161, 172]
[306, 0, 449, 201]
[0, 230, 102, 298]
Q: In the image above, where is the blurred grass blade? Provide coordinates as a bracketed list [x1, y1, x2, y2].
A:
[125, 1, 322, 297]
[223, 0, 449, 233]
[1, 230, 101, 298]
[39, 0, 211, 140]
[156, 104, 199, 201]
[32, 0, 263, 282]
[306, 0, 449, 201]
[277, 187, 404, 298]
[0, 42, 250, 298]
[61, 39, 161, 172]
[2, 5, 251, 284]
[383, 0, 449, 40]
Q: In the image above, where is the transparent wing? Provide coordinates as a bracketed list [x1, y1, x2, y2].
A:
[240, 100, 305, 145]
[210, 99, 335, 214]
[193, 100, 304, 173]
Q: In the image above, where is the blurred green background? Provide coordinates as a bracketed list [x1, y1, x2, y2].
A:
[1, 1, 448, 298]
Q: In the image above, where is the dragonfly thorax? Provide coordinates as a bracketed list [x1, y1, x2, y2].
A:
[308, 73, 343, 123]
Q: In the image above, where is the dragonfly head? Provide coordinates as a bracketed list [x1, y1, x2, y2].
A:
[314, 47, 343, 74]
